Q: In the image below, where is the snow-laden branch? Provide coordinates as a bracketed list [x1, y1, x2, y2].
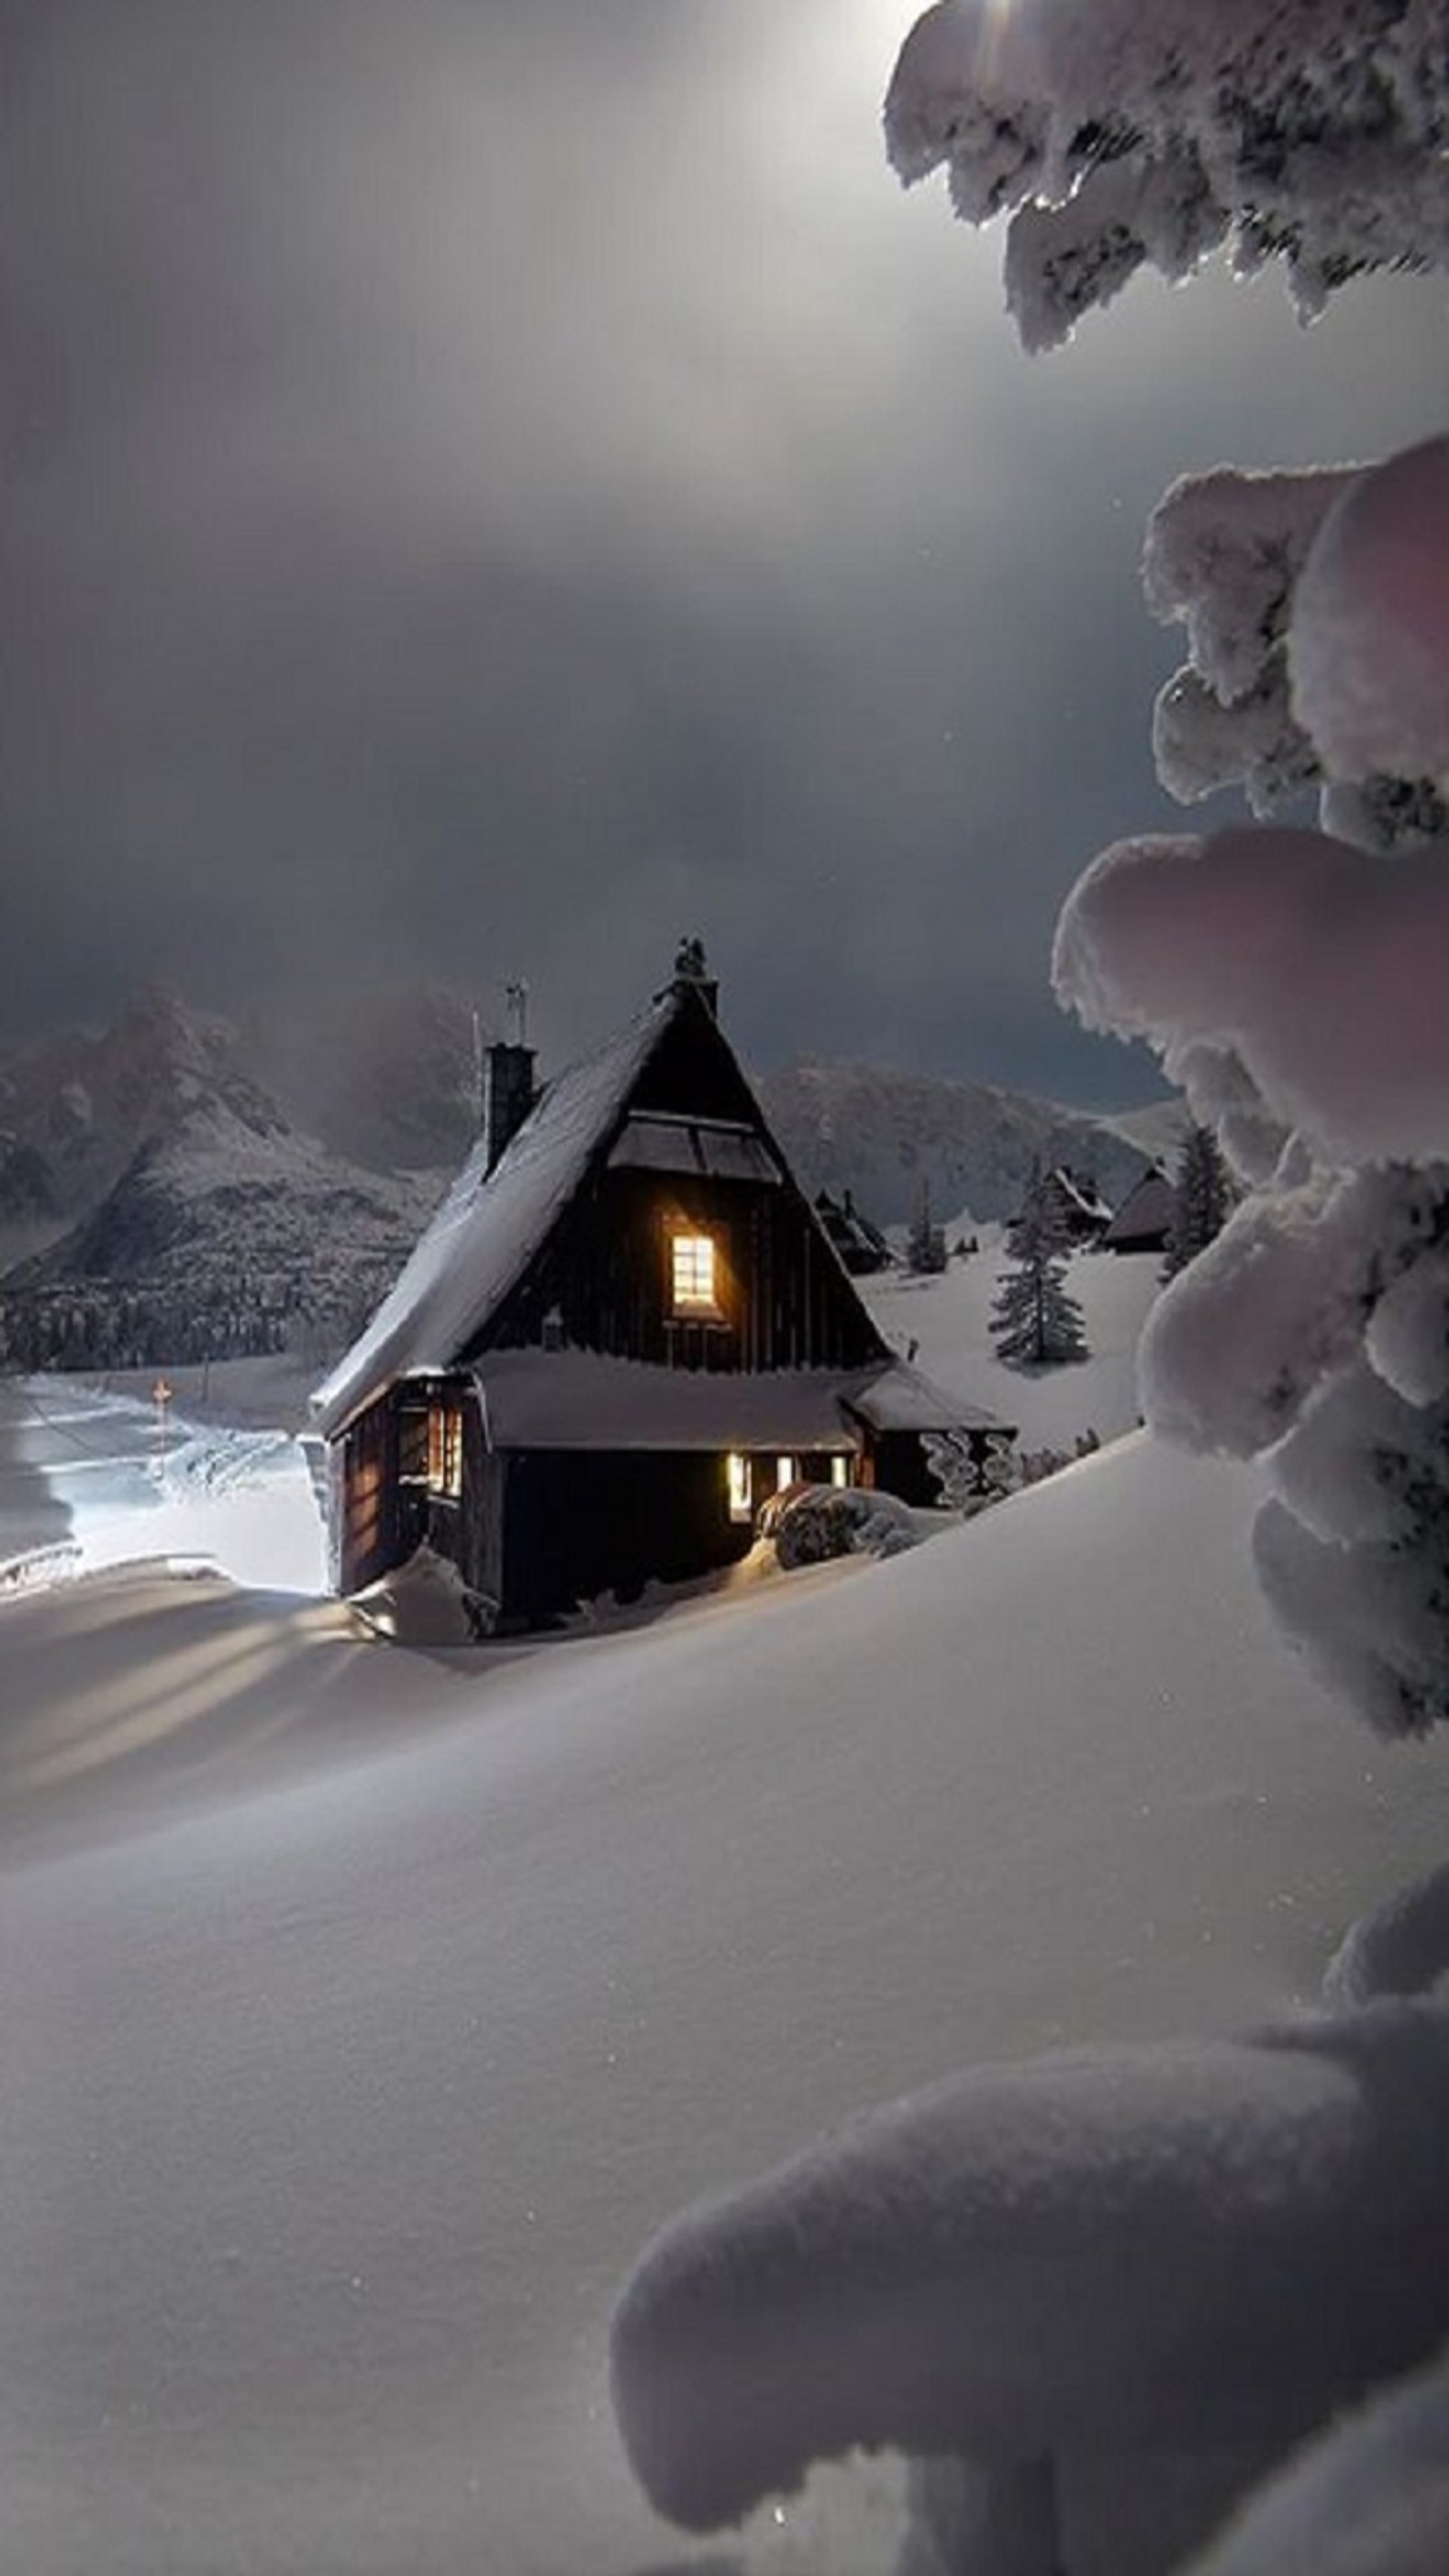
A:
[1054, 823, 1449, 1167]
[885, 0, 1449, 351]
[611, 2004, 1449, 2542]
[1143, 464, 1355, 816]
[1291, 436, 1449, 788]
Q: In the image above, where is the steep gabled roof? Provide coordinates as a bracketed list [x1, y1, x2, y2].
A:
[312, 992, 677, 1437]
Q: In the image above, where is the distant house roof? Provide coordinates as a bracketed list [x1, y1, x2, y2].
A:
[1102, 1166, 1174, 1253]
[814, 1188, 891, 1274]
[1041, 1166, 1114, 1232]
[312, 995, 672, 1437]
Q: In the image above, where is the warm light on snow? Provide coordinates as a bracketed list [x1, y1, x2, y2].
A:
[6, 1400, 1449, 2571]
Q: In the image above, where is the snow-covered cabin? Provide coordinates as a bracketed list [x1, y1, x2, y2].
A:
[312, 948, 1007, 1628]
[1101, 1164, 1174, 1255]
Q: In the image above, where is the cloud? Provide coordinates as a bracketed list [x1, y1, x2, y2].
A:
[4, 0, 1447, 1103]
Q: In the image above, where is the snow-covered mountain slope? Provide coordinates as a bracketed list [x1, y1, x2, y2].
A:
[754, 1057, 1164, 1226]
[0, 1090, 438, 1370]
[3, 984, 1174, 1246]
[4, 1426, 1448, 2574]
[236, 979, 490, 1175]
[0, 985, 257, 1220]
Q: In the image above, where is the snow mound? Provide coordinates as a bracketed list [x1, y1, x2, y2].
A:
[350, 1542, 496, 1645]
[758, 1482, 921, 1568]
[612, 2004, 1449, 2550]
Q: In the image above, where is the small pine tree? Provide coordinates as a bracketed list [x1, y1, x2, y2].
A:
[906, 1177, 947, 1275]
[1162, 1124, 1235, 1280]
[991, 1170, 1089, 1369]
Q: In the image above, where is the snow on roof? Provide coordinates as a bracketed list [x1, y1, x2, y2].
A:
[312, 995, 676, 1437]
[465, 1350, 1008, 1450]
[1046, 1166, 1113, 1223]
[845, 1357, 1008, 1437]
[472, 1351, 860, 1452]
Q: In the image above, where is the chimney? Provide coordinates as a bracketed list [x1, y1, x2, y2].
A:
[483, 980, 536, 1171]
[669, 933, 718, 1017]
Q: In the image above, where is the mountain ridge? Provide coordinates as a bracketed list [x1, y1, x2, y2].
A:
[0, 986, 1181, 1368]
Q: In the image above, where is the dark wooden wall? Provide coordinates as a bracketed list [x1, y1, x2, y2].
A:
[498, 1448, 751, 1627]
[466, 994, 886, 1377]
[336, 1396, 399, 1594]
[480, 1167, 883, 1375]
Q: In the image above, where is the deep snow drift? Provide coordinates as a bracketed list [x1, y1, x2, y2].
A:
[5, 1428, 1449, 2572]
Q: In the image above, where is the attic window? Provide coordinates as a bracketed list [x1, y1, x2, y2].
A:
[670, 1230, 720, 1317]
[427, 1399, 464, 1501]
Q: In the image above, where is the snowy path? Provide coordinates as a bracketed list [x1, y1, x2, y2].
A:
[5, 1438, 1449, 2572]
[0, 1376, 326, 1596]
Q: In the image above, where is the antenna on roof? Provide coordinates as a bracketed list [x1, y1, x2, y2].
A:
[505, 979, 529, 1046]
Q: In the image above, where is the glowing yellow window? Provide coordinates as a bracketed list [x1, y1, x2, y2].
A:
[670, 1230, 719, 1315]
[726, 1453, 752, 1522]
[427, 1400, 464, 1500]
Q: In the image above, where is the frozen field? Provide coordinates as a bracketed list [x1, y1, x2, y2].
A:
[5, 1324, 1449, 2570]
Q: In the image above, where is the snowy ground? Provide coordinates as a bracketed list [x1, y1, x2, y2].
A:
[862, 1245, 1159, 1450]
[0, 1375, 326, 1598]
[5, 1288, 1449, 2572]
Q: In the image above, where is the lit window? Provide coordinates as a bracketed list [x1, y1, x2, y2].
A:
[726, 1453, 752, 1522]
[427, 1400, 464, 1500]
[830, 1456, 849, 1488]
[670, 1230, 718, 1314]
[775, 1456, 797, 1491]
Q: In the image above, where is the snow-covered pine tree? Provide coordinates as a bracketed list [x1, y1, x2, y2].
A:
[991, 1170, 1089, 1368]
[1162, 1121, 1235, 1280]
[889, 2, 1449, 1737]
[906, 1177, 947, 1275]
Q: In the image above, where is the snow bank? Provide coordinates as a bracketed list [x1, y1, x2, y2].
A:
[612, 2003, 1449, 2542]
[350, 1542, 495, 1644]
[9, 1432, 1449, 2571]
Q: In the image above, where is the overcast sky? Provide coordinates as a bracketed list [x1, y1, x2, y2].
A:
[5, 0, 1447, 1105]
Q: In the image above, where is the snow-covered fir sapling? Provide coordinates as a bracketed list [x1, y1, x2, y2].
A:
[923, 1425, 1016, 1514]
[906, 1176, 948, 1274]
[990, 1166, 1089, 1369]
